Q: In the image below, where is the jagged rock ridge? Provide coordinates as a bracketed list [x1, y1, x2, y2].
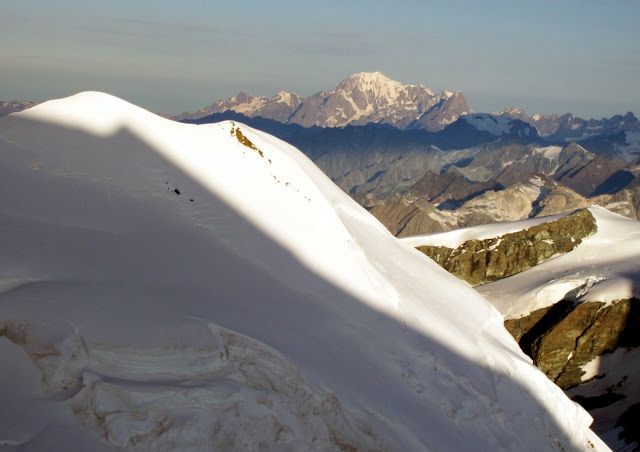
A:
[415, 209, 597, 286]
[505, 298, 640, 389]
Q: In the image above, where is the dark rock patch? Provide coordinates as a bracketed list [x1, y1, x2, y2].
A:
[616, 402, 640, 448]
[505, 298, 640, 390]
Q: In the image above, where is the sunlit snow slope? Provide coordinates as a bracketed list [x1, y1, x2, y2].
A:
[0, 93, 606, 451]
[404, 207, 640, 450]
[404, 206, 640, 318]
[481, 207, 639, 319]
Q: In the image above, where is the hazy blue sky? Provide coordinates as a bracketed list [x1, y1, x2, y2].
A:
[1, 0, 639, 117]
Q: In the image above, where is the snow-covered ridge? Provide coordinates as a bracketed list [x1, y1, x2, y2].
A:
[480, 206, 640, 317]
[402, 211, 571, 249]
[18, 92, 392, 308]
[409, 207, 639, 450]
[408, 206, 640, 320]
[20, 91, 161, 136]
[0, 93, 606, 450]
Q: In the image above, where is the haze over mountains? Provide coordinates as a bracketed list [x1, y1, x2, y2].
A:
[6, 72, 637, 236]
[172, 72, 640, 239]
[5, 71, 639, 150]
[497, 107, 640, 143]
[176, 71, 471, 131]
[175, 72, 640, 145]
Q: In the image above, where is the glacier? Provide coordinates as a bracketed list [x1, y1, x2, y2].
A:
[0, 92, 607, 450]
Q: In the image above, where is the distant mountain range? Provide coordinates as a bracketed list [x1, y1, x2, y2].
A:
[175, 71, 471, 131]
[4, 72, 639, 151]
[368, 171, 640, 238]
[497, 107, 640, 148]
[181, 106, 640, 238]
[183, 110, 638, 188]
[174, 71, 639, 143]
[3, 72, 639, 236]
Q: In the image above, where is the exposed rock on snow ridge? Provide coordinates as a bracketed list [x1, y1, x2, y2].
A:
[414, 209, 597, 286]
[406, 207, 640, 450]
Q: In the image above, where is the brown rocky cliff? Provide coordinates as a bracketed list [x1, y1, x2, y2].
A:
[416, 209, 597, 286]
[505, 298, 640, 389]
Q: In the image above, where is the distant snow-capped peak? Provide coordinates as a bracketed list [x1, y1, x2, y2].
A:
[273, 90, 301, 107]
[175, 72, 469, 131]
[335, 71, 435, 100]
[497, 106, 526, 116]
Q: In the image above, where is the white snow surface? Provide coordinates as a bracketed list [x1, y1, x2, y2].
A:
[0, 92, 606, 451]
[273, 90, 297, 106]
[409, 207, 640, 320]
[402, 212, 569, 249]
[479, 207, 640, 318]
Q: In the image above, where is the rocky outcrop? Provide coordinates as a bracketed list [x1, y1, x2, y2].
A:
[505, 299, 640, 388]
[504, 298, 640, 449]
[416, 209, 597, 285]
[410, 204, 639, 449]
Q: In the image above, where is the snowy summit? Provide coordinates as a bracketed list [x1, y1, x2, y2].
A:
[0, 92, 607, 450]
